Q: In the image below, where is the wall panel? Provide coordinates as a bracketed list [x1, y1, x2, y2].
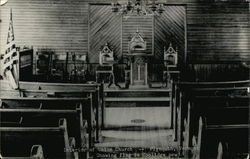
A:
[187, 2, 250, 62]
[0, 0, 88, 55]
[154, 5, 185, 62]
[1, 0, 249, 82]
[122, 15, 154, 55]
[89, 4, 121, 63]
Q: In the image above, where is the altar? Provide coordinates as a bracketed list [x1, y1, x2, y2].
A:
[126, 54, 148, 86]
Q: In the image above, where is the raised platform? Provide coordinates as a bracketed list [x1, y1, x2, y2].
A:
[104, 82, 168, 90]
[105, 97, 170, 102]
[104, 85, 171, 108]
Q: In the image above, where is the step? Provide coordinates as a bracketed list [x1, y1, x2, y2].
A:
[105, 97, 170, 102]
[94, 130, 178, 158]
[105, 89, 171, 92]
[94, 150, 179, 159]
[99, 129, 174, 141]
[96, 130, 176, 149]
[105, 89, 171, 97]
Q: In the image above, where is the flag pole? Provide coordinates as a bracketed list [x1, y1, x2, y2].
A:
[3, 8, 20, 90]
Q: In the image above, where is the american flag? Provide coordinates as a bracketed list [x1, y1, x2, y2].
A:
[0, 9, 19, 89]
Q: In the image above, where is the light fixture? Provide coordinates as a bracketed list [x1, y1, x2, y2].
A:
[111, 0, 164, 15]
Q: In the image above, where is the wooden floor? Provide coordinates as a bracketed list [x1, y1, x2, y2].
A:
[97, 105, 177, 156]
[104, 107, 171, 129]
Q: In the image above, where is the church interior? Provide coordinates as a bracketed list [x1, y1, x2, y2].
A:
[0, 0, 249, 159]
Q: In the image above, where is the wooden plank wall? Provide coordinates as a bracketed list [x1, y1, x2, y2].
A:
[1, 1, 249, 62]
[152, 5, 185, 81]
[154, 5, 185, 62]
[185, 1, 250, 81]
[122, 15, 154, 55]
[89, 4, 121, 63]
[183, 63, 250, 81]
[1, 0, 249, 82]
[187, 2, 250, 62]
[0, 0, 88, 55]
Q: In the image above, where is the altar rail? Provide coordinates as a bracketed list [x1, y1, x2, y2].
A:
[39, 62, 168, 83]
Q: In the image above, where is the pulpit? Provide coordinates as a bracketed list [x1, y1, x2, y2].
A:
[126, 30, 149, 87]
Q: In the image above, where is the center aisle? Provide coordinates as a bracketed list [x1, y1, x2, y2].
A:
[93, 87, 179, 158]
[104, 107, 171, 129]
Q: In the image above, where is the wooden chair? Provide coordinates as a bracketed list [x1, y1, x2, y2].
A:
[96, 43, 116, 84]
[163, 43, 180, 85]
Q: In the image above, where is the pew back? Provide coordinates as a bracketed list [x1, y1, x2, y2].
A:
[0, 145, 44, 159]
[0, 105, 88, 151]
[19, 81, 100, 91]
[174, 80, 250, 158]
[0, 97, 96, 148]
[0, 119, 77, 159]
[19, 81, 104, 142]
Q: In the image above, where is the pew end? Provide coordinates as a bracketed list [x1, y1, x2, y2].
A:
[30, 145, 44, 159]
[0, 118, 78, 159]
[0, 145, 44, 159]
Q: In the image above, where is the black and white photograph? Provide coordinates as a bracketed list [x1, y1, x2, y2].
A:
[0, 0, 249, 158]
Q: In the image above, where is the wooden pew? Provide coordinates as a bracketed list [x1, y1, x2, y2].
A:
[173, 80, 249, 157]
[0, 145, 44, 159]
[175, 80, 250, 89]
[19, 81, 100, 91]
[19, 81, 104, 142]
[189, 87, 249, 96]
[190, 96, 250, 158]
[20, 89, 102, 141]
[190, 117, 249, 159]
[0, 97, 87, 109]
[0, 97, 96, 148]
[0, 105, 89, 158]
[0, 118, 78, 159]
[181, 95, 249, 158]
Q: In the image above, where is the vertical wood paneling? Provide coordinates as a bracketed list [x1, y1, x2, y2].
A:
[89, 4, 121, 63]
